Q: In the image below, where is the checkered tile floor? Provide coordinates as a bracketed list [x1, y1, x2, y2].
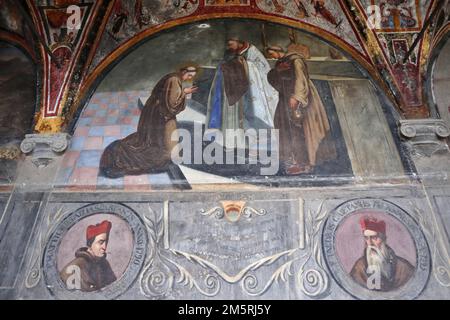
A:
[55, 91, 173, 190]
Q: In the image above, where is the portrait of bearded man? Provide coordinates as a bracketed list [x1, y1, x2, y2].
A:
[350, 216, 415, 292]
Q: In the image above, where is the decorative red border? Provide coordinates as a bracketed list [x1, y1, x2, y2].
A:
[28, 0, 101, 118]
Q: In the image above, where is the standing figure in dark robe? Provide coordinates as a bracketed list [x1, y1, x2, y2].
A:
[60, 220, 117, 292]
[267, 45, 331, 175]
[100, 67, 198, 179]
[350, 216, 415, 292]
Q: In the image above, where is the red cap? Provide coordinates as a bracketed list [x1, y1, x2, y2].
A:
[360, 216, 386, 235]
[86, 220, 112, 241]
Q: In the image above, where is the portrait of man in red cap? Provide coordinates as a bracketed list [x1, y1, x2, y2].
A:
[350, 215, 415, 292]
[60, 220, 117, 292]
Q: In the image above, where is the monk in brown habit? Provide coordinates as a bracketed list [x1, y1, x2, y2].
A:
[267, 45, 331, 174]
[100, 67, 198, 178]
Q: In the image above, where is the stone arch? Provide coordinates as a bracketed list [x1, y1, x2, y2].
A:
[56, 16, 411, 190]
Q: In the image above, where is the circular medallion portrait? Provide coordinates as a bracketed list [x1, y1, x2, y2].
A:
[43, 203, 148, 299]
[322, 199, 430, 300]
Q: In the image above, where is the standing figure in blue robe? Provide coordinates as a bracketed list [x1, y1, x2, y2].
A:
[205, 36, 278, 149]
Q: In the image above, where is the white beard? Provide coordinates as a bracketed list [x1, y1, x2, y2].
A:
[366, 244, 394, 280]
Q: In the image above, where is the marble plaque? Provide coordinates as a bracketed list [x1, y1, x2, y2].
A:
[322, 199, 431, 300]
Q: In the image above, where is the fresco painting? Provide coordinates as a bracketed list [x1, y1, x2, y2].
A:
[57, 214, 134, 292]
[55, 19, 409, 190]
[335, 211, 416, 292]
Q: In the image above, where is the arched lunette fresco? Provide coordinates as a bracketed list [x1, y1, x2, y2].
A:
[54, 17, 412, 190]
[22, 1, 440, 133]
[0, 41, 39, 183]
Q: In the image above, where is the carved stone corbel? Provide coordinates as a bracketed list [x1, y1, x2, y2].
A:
[399, 119, 450, 157]
[20, 133, 71, 168]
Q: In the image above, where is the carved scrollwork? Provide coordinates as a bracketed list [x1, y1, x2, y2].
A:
[240, 251, 305, 296]
[140, 205, 173, 298]
[238, 202, 329, 298]
[400, 123, 417, 138]
[297, 268, 328, 297]
[242, 206, 267, 218]
[296, 201, 330, 298]
[140, 256, 174, 298]
[435, 124, 450, 138]
[50, 136, 70, 153]
[199, 203, 267, 221]
[19, 140, 36, 154]
[140, 205, 221, 298]
[200, 207, 224, 219]
[143, 200, 330, 299]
